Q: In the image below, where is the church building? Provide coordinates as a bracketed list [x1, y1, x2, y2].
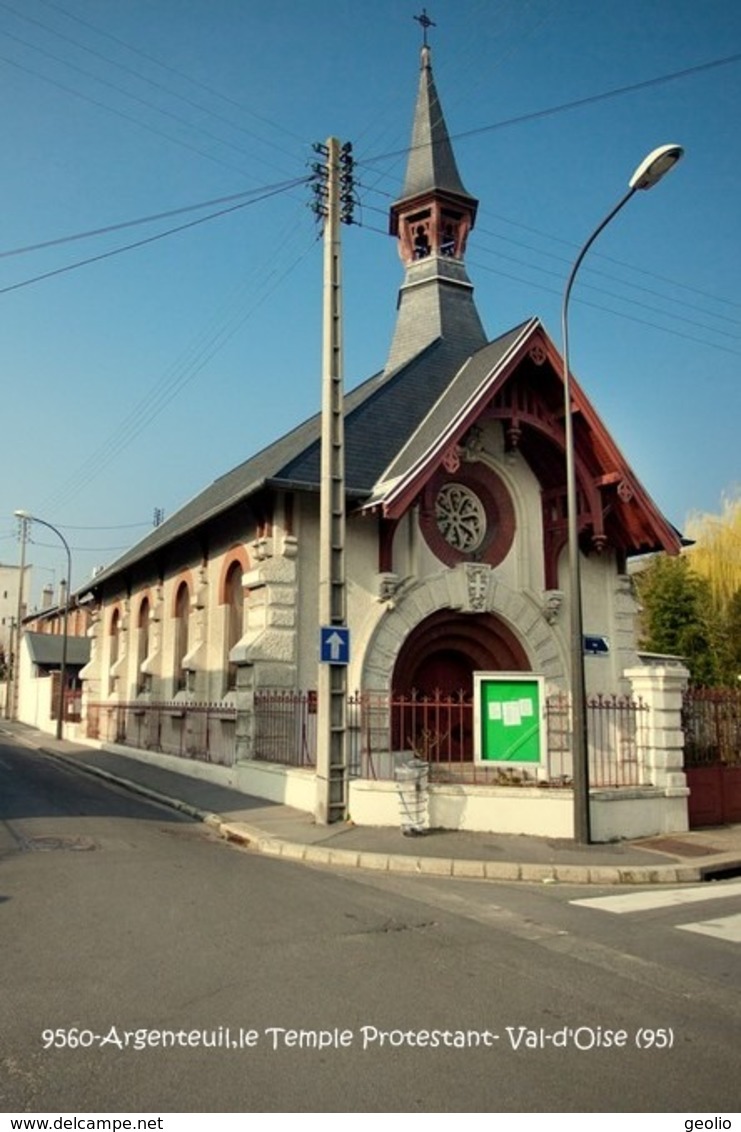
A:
[77, 43, 687, 838]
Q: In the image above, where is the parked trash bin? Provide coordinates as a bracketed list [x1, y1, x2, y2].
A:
[394, 757, 429, 836]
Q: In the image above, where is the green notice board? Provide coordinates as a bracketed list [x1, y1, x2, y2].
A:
[474, 673, 545, 765]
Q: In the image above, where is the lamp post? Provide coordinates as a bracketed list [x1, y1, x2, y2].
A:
[562, 144, 683, 845]
[14, 510, 72, 741]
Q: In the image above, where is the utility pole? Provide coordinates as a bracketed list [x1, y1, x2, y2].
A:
[311, 136, 354, 823]
[7, 514, 28, 720]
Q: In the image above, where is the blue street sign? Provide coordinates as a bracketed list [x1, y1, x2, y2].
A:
[320, 626, 350, 664]
[583, 634, 610, 656]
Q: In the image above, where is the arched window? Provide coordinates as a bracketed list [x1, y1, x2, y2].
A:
[137, 597, 150, 693]
[174, 582, 190, 692]
[109, 608, 120, 695]
[224, 561, 244, 690]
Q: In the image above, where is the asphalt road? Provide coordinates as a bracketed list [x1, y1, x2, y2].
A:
[1, 730, 739, 1113]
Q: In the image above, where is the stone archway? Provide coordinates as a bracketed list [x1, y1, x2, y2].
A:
[392, 608, 530, 697]
[389, 609, 531, 762]
[360, 567, 566, 702]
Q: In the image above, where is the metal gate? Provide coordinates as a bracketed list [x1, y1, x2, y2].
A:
[683, 688, 741, 827]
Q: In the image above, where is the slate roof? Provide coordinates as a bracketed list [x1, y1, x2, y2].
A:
[80, 334, 491, 592]
[25, 631, 90, 668]
[364, 316, 683, 557]
[397, 45, 477, 208]
[367, 320, 537, 510]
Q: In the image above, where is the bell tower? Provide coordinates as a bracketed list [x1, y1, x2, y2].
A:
[385, 31, 487, 375]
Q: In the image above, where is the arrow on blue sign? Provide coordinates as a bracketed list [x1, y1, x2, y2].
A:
[320, 626, 350, 664]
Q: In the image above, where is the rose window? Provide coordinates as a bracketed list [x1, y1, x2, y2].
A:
[435, 483, 487, 552]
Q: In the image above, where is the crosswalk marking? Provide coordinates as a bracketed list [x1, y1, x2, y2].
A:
[571, 880, 741, 914]
[677, 913, 741, 943]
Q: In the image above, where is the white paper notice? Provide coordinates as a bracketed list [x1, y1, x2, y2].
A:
[488, 702, 502, 721]
[502, 701, 521, 727]
[519, 698, 534, 717]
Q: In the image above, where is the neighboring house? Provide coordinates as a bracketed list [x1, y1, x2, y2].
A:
[18, 632, 90, 736]
[16, 595, 92, 735]
[77, 45, 686, 838]
[23, 589, 92, 641]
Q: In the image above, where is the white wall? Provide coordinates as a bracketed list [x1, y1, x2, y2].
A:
[17, 637, 54, 732]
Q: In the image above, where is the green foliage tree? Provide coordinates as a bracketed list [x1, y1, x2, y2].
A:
[634, 555, 726, 686]
[725, 587, 741, 678]
[636, 492, 741, 686]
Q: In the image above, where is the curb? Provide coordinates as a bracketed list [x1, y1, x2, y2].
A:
[40, 748, 223, 829]
[219, 822, 705, 886]
[38, 747, 741, 886]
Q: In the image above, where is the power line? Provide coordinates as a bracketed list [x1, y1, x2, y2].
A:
[468, 256, 741, 357]
[351, 208, 741, 357]
[0, 176, 308, 296]
[0, 25, 297, 179]
[28, 537, 132, 552]
[359, 52, 741, 169]
[472, 231, 741, 330]
[0, 0, 301, 165]
[0, 52, 263, 180]
[39, 222, 319, 514]
[355, 194, 741, 330]
[478, 211, 741, 312]
[46, 521, 151, 531]
[0, 187, 287, 259]
[37, 0, 306, 145]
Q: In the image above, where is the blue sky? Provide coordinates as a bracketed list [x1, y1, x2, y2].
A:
[1, 0, 739, 604]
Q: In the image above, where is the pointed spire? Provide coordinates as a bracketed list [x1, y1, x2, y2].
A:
[399, 44, 477, 208]
[384, 42, 486, 375]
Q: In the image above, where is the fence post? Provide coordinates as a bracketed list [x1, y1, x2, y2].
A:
[624, 664, 690, 829]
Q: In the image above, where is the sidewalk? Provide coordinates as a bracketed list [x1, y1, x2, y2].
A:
[8, 721, 741, 885]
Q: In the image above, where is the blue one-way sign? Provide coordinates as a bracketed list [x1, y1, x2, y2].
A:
[320, 626, 350, 664]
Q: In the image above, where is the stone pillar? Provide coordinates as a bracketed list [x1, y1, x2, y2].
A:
[232, 534, 299, 763]
[109, 598, 129, 699]
[139, 584, 163, 698]
[625, 663, 690, 829]
[80, 606, 102, 739]
[183, 565, 209, 698]
[613, 574, 641, 684]
[234, 659, 256, 762]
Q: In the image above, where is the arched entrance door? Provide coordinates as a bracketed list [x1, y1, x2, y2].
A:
[391, 610, 530, 761]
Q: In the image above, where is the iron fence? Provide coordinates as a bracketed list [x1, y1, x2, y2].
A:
[253, 688, 648, 787]
[252, 689, 317, 768]
[86, 700, 237, 766]
[85, 688, 649, 787]
[544, 692, 648, 787]
[682, 687, 741, 767]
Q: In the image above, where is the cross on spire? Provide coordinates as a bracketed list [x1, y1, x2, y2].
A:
[413, 8, 436, 47]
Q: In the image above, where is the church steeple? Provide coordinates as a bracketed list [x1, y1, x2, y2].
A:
[384, 39, 486, 374]
[392, 44, 478, 244]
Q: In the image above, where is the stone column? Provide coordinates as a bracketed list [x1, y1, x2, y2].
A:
[183, 565, 208, 698]
[80, 606, 101, 739]
[234, 659, 256, 762]
[625, 663, 690, 829]
[232, 534, 299, 763]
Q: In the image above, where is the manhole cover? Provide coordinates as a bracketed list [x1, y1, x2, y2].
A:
[23, 835, 97, 853]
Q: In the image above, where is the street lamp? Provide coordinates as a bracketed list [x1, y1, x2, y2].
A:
[562, 144, 683, 845]
[14, 510, 72, 741]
